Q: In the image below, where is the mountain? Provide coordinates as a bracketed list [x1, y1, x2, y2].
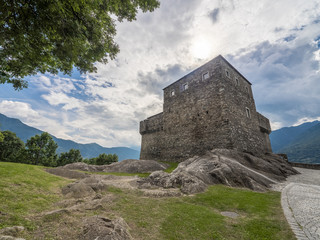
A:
[270, 121, 320, 164]
[270, 121, 319, 152]
[0, 113, 140, 161]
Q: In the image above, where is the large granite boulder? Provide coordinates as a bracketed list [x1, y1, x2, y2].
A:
[62, 162, 106, 172]
[62, 175, 108, 198]
[139, 170, 207, 194]
[138, 149, 298, 194]
[103, 159, 167, 173]
[45, 168, 88, 179]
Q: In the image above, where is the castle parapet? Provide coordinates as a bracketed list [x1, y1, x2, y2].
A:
[139, 112, 163, 134]
[257, 112, 271, 134]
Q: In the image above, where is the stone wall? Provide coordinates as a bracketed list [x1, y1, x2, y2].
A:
[140, 55, 272, 161]
[289, 162, 320, 170]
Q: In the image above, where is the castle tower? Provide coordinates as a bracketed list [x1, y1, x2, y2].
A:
[140, 55, 272, 162]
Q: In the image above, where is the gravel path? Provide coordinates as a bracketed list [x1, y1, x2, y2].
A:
[272, 167, 320, 240]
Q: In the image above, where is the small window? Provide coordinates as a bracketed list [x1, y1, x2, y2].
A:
[246, 108, 251, 118]
[225, 69, 230, 78]
[182, 83, 188, 91]
[235, 78, 239, 86]
[202, 72, 209, 80]
[171, 90, 175, 96]
[245, 86, 249, 93]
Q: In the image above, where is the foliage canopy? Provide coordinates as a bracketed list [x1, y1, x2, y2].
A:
[0, 0, 160, 89]
[26, 132, 58, 166]
[0, 130, 25, 162]
[57, 148, 83, 166]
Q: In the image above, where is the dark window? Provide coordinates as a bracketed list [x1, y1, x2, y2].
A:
[225, 69, 230, 78]
[246, 108, 251, 118]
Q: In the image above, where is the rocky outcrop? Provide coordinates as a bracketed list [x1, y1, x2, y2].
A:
[62, 175, 108, 198]
[45, 168, 88, 179]
[47, 160, 167, 177]
[62, 162, 106, 172]
[138, 149, 298, 194]
[80, 216, 132, 240]
[103, 159, 167, 173]
[138, 171, 207, 194]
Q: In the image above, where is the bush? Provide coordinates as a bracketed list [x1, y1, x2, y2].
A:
[57, 149, 83, 166]
[84, 153, 118, 165]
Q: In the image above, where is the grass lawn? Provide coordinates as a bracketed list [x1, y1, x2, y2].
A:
[0, 161, 295, 240]
[0, 162, 71, 230]
[107, 185, 295, 240]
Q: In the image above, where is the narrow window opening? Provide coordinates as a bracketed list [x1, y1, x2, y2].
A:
[206, 110, 209, 114]
[225, 69, 230, 78]
[235, 78, 239, 86]
[245, 86, 249, 93]
[171, 90, 175, 96]
[246, 108, 251, 118]
[202, 72, 209, 80]
[182, 83, 188, 91]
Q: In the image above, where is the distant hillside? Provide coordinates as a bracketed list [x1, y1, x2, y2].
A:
[0, 113, 140, 161]
[270, 121, 320, 164]
[270, 121, 319, 152]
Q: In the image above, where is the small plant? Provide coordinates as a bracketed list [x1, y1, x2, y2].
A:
[161, 161, 179, 173]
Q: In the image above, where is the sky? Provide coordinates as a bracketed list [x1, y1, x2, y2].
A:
[0, 0, 320, 149]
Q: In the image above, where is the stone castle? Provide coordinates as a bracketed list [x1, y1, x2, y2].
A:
[139, 55, 272, 161]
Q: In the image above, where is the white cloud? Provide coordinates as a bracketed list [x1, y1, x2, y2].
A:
[1, 0, 320, 148]
[293, 117, 320, 126]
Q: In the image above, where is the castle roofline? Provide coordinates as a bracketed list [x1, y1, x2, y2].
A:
[163, 55, 252, 90]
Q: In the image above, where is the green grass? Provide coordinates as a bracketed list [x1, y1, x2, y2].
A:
[0, 162, 71, 229]
[0, 162, 295, 240]
[161, 161, 179, 173]
[108, 185, 295, 240]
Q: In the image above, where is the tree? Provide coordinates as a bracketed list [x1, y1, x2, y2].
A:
[26, 132, 58, 166]
[0, 132, 3, 143]
[0, 0, 160, 90]
[57, 149, 83, 166]
[95, 153, 118, 165]
[0, 131, 25, 162]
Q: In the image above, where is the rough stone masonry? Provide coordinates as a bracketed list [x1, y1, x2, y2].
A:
[140, 55, 272, 162]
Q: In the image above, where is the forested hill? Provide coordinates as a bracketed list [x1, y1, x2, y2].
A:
[270, 120, 320, 164]
[0, 113, 140, 160]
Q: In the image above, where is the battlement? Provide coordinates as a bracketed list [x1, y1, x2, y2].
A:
[258, 112, 271, 134]
[139, 112, 163, 134]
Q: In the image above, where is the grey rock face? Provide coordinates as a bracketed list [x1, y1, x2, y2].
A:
[45, 168, 88, 179]
[139, 149, 298, 194]
[80, 216, 132, 240]
[62, 175, 108, 198]
[62, 162, 106, 172]
[104, 159, 167, 173]
[139, 170, 207, 194]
